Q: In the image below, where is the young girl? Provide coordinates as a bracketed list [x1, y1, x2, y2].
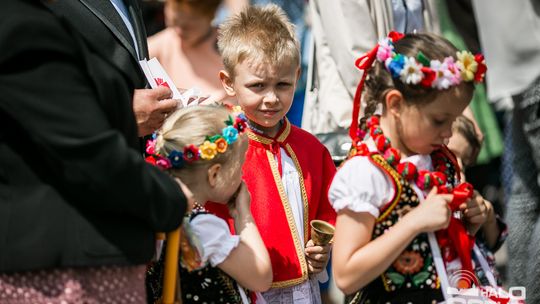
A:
[145, 105, 272, 303]
[329, 32, 488, 303]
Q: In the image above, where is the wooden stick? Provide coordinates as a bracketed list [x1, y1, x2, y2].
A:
[161, 228, 182, 304]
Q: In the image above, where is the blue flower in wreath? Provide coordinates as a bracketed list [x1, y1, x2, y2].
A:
[387, 54, 405, 78]
[222, 126, 239, 144]
[168, 150, 185, 168]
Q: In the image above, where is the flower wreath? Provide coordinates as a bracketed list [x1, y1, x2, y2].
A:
[349, 31, 487, 141]
[377, 35, 487, 89]
[145, 106, 248, 170]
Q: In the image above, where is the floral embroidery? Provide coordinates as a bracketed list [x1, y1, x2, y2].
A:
[393, 251, 424, 275]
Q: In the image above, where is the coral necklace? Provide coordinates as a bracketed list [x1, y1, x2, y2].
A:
[353, 115, 454, 192]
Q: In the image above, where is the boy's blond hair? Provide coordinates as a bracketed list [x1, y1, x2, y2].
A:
[218, 4, 300, 77]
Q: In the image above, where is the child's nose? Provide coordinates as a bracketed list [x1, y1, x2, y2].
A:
[263, 90, 279, 104]
[441, 127, 453, 140]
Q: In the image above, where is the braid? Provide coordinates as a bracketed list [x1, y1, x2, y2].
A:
[359, 62, 394, 130]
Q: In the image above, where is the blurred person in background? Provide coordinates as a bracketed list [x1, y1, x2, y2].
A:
[473, 0, 540, 302]
[148, 0, 235, 104]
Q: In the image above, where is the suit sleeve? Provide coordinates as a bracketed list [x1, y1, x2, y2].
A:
[0, 12, 185, 232]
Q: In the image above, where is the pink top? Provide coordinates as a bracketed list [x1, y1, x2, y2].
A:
[148, 27, 234, 104]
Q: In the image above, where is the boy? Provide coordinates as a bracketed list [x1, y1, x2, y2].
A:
[208, 5, 337, 303]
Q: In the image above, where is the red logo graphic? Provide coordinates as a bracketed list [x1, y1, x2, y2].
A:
[154, 78, 170, 89]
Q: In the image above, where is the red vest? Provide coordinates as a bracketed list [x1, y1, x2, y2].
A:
[207, 119, 337, 288]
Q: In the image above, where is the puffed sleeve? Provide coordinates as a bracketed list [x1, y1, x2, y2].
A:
[190, 214, 240, 267]
[328, 156, 394, 218]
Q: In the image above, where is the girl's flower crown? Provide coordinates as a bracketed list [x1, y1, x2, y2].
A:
[349, 31, 487, 141]
[376, 34, 487, 89]
[145, 106, 248, 170]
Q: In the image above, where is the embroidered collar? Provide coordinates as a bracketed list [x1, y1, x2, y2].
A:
[247, 118, 291, 146]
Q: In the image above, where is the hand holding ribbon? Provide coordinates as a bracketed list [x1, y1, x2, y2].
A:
[436, 182, 476, 278]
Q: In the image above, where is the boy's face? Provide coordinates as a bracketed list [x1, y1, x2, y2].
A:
[220, 59, 300, 136]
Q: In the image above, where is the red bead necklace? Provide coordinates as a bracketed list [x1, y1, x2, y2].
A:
[353, 115, 454, 192]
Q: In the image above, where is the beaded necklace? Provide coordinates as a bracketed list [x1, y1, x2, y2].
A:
[352, 115, 456, 193]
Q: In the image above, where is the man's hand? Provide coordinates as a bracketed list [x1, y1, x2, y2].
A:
[133, 87, 179, 136]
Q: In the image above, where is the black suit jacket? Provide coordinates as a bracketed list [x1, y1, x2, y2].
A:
[0, 0, 185, 272]
[48, 0, 149, 90]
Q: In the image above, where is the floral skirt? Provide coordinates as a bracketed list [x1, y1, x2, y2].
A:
[0, 265, 146, 304]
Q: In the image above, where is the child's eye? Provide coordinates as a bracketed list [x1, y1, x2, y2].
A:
[277, 82, 291, 87]
[432, 118, 446, 126]
[249, 83, 264, 89]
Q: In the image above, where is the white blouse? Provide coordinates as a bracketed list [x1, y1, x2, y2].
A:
[190, 213, 240, 267]
[190, 214, 251, 303]
[328, 140, 433, 217]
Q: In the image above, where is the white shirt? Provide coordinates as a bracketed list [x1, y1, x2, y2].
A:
[329, 140, 433, 217]
[391, 0, 426, 33]
[109, 0, 140, 59]
[261, 148, 321, 304]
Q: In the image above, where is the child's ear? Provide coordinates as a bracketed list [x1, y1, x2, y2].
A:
[207, 163, 222, 188]
[219, 70, 236, 97]
[385, 89, 405, 117]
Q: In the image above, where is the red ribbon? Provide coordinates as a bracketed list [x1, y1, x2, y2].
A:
[436, 182, 476, 279]
[349, 31, 405, 141]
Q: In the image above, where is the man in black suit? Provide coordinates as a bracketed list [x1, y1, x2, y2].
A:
[0, 0, 189, 301]
[48, 0, 178, 137]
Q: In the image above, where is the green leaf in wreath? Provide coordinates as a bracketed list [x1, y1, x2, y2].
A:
[412, 271, 430, 286]
[385, 272, 405, 286]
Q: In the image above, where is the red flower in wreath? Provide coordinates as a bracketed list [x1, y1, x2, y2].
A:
[145, 155, 157, 165]
[393, 251, 424, 275]
[234, 117, 247, 133]
[473, 54, 487, 83]
[183, 144, 200, 162]
[420, 67, 436, 87]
